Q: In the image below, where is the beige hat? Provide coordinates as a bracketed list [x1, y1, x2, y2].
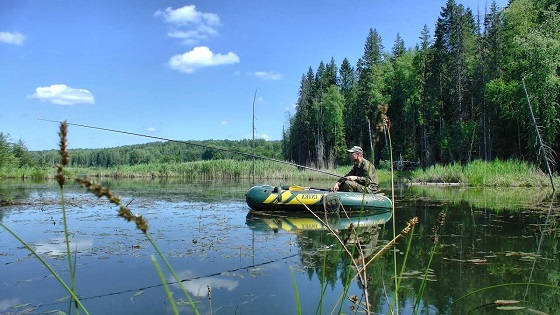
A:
[346, 146, 363, 154]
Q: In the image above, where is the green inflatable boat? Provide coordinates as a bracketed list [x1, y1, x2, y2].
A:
[245, 185, 392, 213]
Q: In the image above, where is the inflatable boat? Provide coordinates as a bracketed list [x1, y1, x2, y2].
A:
[245, 185, 392, 213]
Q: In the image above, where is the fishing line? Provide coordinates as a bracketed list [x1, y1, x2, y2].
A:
[39, 119, 343, 179]
[28, 253, 299, 309]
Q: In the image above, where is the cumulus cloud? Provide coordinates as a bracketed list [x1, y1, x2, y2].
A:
[168, 46, 239, 73]
[257, 133, 270, 141]
[248, 71, 283, 80]
[155, 5, 220, 45]
[146, 127, 156, 132]
[30, 84, 95, 105]
[0, 32, 25, 45]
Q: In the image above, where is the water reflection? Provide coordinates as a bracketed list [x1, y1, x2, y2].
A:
[2, 179, 559, 314]
[246, 210, 392, 299]
[246, 210, 391, 233]
[0, 298, 21, 312]
[35, 238, 94, 257]
[170, 270, 239, 297]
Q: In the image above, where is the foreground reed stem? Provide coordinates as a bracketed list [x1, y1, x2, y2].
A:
[151, 255, 179, 315]
[75, 177, 200, 314]
[0, 223, 89, 314]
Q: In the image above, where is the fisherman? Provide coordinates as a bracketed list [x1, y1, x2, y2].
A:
[332, 146, 379, 193]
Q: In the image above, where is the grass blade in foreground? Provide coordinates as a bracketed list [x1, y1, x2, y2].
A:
[0, 223, 89, 315]
[151, 255, 179, 315]
[290, 267, 302, 315]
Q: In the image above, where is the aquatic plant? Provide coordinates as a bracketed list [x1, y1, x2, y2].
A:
[1, 121, 87, 314]
[75, 177, 199, 314]
[411, 159, 559, 187]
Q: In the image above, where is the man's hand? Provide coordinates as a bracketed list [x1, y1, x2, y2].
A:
[346, 176, 358, 181]
[332, 182, 340, 192]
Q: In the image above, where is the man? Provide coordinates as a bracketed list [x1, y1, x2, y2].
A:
[332, 146, 379, 193]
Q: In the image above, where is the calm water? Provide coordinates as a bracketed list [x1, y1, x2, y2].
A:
[0, 179, 558, 314]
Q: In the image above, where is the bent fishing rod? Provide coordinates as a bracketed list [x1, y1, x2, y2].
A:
[39, 119, 343, 179]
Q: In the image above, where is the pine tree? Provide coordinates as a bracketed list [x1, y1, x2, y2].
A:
[392, 33, 406, 58]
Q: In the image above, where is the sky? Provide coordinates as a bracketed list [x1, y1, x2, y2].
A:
[0, 0, 507, 151]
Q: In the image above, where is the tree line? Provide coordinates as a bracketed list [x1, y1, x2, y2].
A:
[0, 133, 33, 169]
[282, 0, 559, 173]
[0, 135, 282, 169]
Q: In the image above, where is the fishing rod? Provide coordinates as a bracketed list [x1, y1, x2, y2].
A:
[39, 119, 344, 179]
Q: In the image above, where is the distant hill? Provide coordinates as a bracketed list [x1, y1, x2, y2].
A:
[32, 139, 282, 167]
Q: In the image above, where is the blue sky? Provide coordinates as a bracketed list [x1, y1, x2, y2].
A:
[1, 0, 507, 151]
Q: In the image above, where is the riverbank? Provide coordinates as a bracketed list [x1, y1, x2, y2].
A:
[409, 159, 559, 187]
[1, 159, 557, 188]
[0, 160, 389, 183]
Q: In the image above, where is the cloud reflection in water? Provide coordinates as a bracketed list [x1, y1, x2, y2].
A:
[171, 270, 239, 297]
[35, 238, 93, 257]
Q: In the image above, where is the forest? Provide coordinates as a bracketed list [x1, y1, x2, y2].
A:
[1, 0, 558, 177]
[282, 0, 559, 172]
[0, 134, 282, 169]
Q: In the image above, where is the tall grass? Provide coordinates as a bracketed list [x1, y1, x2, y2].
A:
[411, 159, 559, 187]
[1, 122, 203, 314]
[1, 159, 393, 183]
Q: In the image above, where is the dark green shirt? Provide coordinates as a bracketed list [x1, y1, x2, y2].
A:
[338, 158, 379, 190]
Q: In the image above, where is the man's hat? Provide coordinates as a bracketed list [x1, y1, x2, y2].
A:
[347, 146, 363, 154]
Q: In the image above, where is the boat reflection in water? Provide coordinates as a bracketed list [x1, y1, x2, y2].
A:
[246, 209, 392, 271]
[246, 209, 392, 233]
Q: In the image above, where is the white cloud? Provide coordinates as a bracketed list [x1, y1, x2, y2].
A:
[146, 127, 156, 132]
[0, 32, 25, 45]
[168, 46, 239, 73]
[155, 5, 219, 26]
[220, 120, 229, 125]
[257, 133, 270, 141]
[30, 84, 95, 105]
[248, 71, 283, 80]
[155, 5, 219, 45]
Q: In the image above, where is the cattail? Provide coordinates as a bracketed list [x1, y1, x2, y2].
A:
[55, 121, 69, 188]
[76, 177, 148, 233]
[359, 217, 419, 271]
[375, 104, 390, 132]
[431, 211, 447, 243]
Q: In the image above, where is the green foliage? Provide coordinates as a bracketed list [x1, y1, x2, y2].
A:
[321, 86, 347, 165]
[283, 0, 560, 178]
[30, 139, 282, 168]
[0, 133, 34, 174]
[411, 159, 557, 187]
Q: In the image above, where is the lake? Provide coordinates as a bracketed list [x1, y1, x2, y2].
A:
[0, 179, 558, 314]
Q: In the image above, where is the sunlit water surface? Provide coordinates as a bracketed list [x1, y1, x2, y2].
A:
[0, 179, 558, 314]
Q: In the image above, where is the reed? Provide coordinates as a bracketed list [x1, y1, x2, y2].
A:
[151, 255, 179, 315]
[0, 222, 89, 314]
[290, 267, 302, 315]
[413, 210, 447, 314]
[75, 177, 200, 314]
[411, 159, 559, 187]
[0, 121, 88, 314]
[55, 121, 79, 315]
[1, 160, 392, 184]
